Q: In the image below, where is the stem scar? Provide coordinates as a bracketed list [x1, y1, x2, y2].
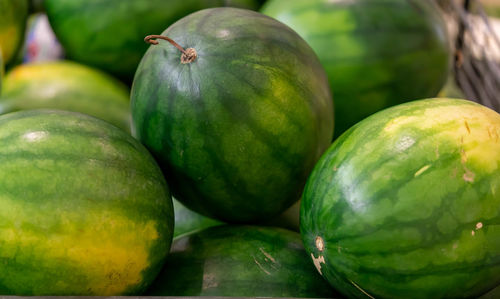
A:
[144, 34, 197, 64]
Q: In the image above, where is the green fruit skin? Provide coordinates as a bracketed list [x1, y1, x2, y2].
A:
[301, 98, 500, 298]
[0, 61, 131, 132]
[262, 0, 451, 138]
[131, 7, 333, 223]
[173, 197, 223, 238]
[0, 110, 173, 295]
[146, 225, 339, 297]
[0, 0, 28, 66]
[43, 0, 260, 81]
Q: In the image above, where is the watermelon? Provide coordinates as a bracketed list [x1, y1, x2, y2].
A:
[262, 0, 451, 138]
[146, 225, 339, 297]
[131, 7, 333, 223]
[44, 0, 260, 81]
[0, 109, 173, 295]
[0, 61, 131, 132]
[173, 197, 223, 238]
[300, 98, 500, 298]
[0, 0, 29, 66]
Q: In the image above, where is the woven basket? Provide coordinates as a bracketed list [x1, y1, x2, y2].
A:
[438, 0, 500, 112]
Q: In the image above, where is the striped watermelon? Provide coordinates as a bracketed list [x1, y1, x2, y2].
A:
[0, 0, 28, 66]
[131, 7, 333, 222]
[301, 98, 500, 298]
[146, 225, 339, 297]
[0, 61, 131, 132]
[44, 0, 260, 81]
[0, 110, 173, 295]
[262, 0, 450, 138]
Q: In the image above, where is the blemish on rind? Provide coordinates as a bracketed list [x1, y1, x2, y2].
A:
[259, 247, 277, 264]
[488, 125, 500, 142]
[464, 121, 471, 134]
[202, 273, 218, 289]
[311, 253, 325, 275]
[460, 148, 467, 164]
[349, 280, 375, 299]
[253, 256, 271, 275]
[463, 168, 475, 183]
[315, 236, 325, 252]
[414, 165, 431, 177]
[476, 222, 483, 230]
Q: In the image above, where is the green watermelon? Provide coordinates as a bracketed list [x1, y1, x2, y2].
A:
[173, 197, 223, 238]
[301, 98, 500, 298]
[0, 0, 29, 66]
[131, 7, 333, 223]
[146, 225, 339, 297]
[0, 109, 173, 295]
[44, 0, 260, 81]
[0, 61, 131, 132]
[262, 0, 450, 138]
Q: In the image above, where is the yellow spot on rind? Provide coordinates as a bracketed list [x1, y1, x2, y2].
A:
[382, 103, 500, 174]
[0, 195, 161, 295]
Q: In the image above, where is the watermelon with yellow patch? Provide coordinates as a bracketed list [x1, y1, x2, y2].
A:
[301, 98, 500, 298]
[0, 109, 173, 295]
[0, 61, 131, 132]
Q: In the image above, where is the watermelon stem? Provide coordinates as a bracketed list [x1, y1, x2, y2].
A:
[144, 35, 197, 64]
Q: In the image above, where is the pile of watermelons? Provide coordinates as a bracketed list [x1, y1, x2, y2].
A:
[0, 0, 499, 298]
